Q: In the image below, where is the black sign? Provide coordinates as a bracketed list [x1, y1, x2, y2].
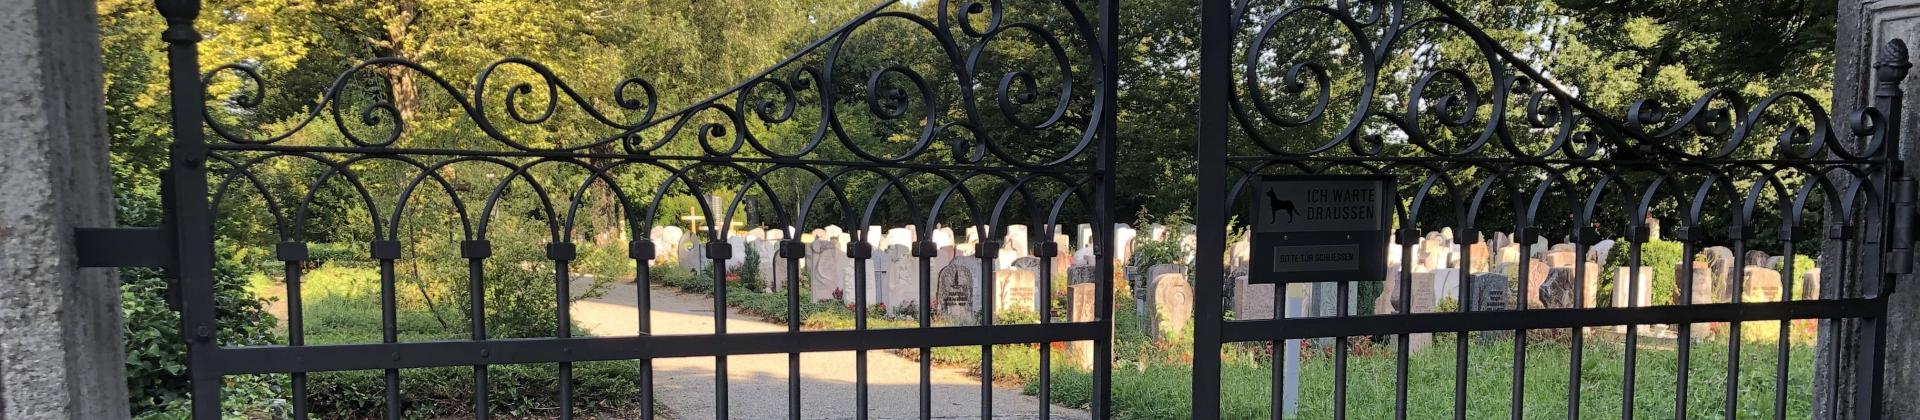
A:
[1247, 175, 1393, 284]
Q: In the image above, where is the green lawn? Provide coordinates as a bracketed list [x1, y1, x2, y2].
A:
[1028, 335, 1817, 419]
[590, 267, 1827, 419]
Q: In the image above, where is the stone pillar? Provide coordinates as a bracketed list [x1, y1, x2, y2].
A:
[0, 0, 127, 417]
[1833, 1, 1920, 416]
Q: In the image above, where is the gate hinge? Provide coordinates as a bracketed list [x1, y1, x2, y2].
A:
[1888, 177, 1916, 274]
[74, 227, 172, 268]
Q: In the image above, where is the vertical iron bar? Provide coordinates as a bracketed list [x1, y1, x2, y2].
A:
[854, 243, 872, 420]
[1193, 0, 1232, 414]
[713, 246, 729, 420]
[285, 260, 309, 420]
[918, 248, 933, 420]
[1512, 233, 1531, 420]
[554, 251, 574, 420]
[1395, 236, 1412, 420]
[637, 257, 654, 420]
[379, 258, 401, 419]
[1335, 281, 1350, 420]
[1727, 235, 1747, 420]
[789, 243, 803, 420]
[1677, 239, 1698, 420]
[1622, 230, 1644, 420]
[468, 254, 490, 419]
[1038, 236, 1052, 420]
[1094, 0, 1121, 417]
[1272, 277, 1286, 420]
[154, 0, 220, 417]
[980, 245, 997, 420]
[1571, 238, 1587, 420]
[1774, 237, 1794, 420]
[1456, 236, 1471, 420]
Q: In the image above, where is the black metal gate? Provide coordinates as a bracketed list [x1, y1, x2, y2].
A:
[130, 0, 1119, 418]
[88, 0, 1915, 418]
[1191, 0, 1910, 419]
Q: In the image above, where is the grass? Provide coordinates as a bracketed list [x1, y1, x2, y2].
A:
[250, 266, 652, 418]
[575, 266, 1830, 419]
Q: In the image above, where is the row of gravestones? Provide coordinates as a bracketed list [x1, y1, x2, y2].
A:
[640, 223, 1196, 323]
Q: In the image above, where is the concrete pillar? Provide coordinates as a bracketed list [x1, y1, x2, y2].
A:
[0, 0, 127, 418]
[1831, 1, 1920, 417]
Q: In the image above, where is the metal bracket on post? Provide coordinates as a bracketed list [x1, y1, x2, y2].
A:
[1888, 176, 1916, 275]
[74, 227, 173, 268]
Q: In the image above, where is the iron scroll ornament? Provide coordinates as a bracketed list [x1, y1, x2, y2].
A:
[199, 0, 1108, 171]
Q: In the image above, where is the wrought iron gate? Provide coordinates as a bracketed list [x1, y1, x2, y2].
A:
[83, 0, 1915, 418]
[123, 0, 1119, 418]
[1191, 0, 1910, 419]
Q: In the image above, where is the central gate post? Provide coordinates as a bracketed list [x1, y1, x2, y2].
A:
[1192, 0, 1232, 418]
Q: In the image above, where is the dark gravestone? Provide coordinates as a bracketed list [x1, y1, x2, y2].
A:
[1539, 267, 1578, 309]
[1469, 273, 1511, 341]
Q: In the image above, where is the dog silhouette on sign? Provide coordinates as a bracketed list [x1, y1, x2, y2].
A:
[1265, 189, 1298, 223]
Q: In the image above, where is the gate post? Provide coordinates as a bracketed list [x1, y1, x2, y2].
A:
[1191, 0, 1232, 418]
[1834, 1, 1920, 417]
[0, 0, 128, 418]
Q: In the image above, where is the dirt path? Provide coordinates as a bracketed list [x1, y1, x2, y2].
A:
[571, 278, 1089, 420]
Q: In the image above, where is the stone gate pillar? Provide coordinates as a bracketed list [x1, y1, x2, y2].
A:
[0, 0, 127, 418]
[1834, 1, 1920, 417]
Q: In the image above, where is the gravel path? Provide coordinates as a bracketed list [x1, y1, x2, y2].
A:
[571, 278, 1089, 420]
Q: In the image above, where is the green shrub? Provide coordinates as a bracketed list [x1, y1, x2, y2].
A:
[123, 246, 281, 418]
[1603, 239, 1686, 306]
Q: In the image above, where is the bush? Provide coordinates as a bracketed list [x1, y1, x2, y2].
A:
[1603, 239, 1687, 306]
[299, 283, 644, 416]
[123, 246, 281, 418]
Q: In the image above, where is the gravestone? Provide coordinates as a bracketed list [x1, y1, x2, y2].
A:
[1403, 271, 1438, 352]
[1544, 250, 1577, 268]
[1802, 267, 1822, 300]
[1612, 266, 1655, 334]
[1052, 233, 1074, 277]
[1539, 267, 1578, 309]
[1743, 266, 1784, 302]
[1581, 262, 1602, 308]
[1492, 232, 1512, 250]
[807, 240, 852, 302]
[1068, 283, 1098, 368]
[1069, 265, 1098, 286]
[1469, 273, 1512, 341]
[947, 256, 986, 311]
[1076, 224, 1094, 249]
[994, 268, 1039, 314]
[1146, 267, 1193, 340]
[882, 244, 919, 308]
[1589, 240, 1616, 264]
[939, 263, 979, 322]
[1703, 246, 1738, 301]
[1746, 250, 1772, 268]
[1113, 224, 1138, 266]
[726, 236, 748, 269]
[1677, 261, 1715, 305]
[750, 240, 780, 292]
[1005, 224, 1031, 256]
[680, 241, 705, 274]
[1012, 256, 1044, 273]
[1498, 259, 1551, 309]
[1466, 243, 1491, 272]
[1498, 244, 1521, 265]
[1234, 275, 1275, 320]
[1431, 268, 1462, 305]
[857, 246, 889, 305]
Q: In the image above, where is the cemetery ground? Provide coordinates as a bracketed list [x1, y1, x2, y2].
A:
[633, 265, 1821, 419]
[248, 258, 1820, 418]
